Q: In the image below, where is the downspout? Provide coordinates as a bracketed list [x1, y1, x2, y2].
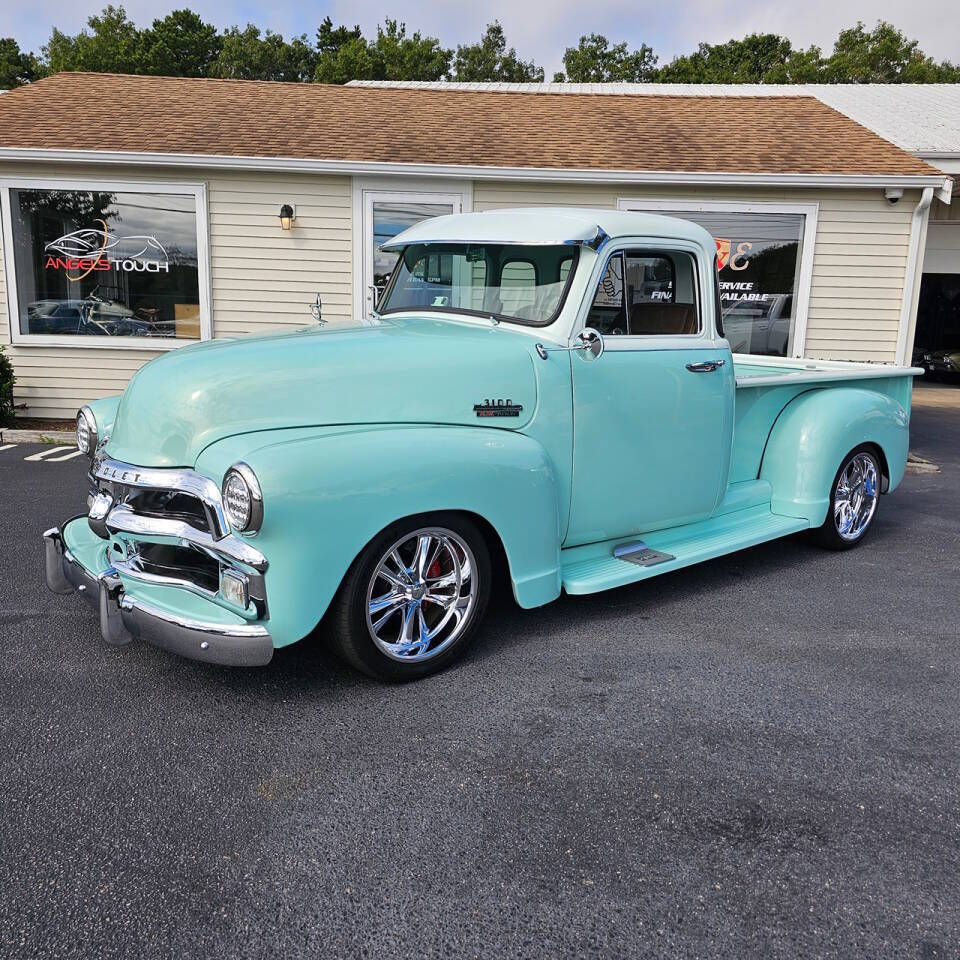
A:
[895, 186, 934, 367]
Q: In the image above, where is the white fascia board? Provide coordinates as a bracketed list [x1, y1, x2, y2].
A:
[0, 146, 951, 193]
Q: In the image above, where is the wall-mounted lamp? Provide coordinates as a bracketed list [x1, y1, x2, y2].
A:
[279, 203, 296, 230]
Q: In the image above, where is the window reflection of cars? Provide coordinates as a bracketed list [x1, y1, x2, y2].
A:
[921, 349, 960, 379]
[722, 294, 793, 356]
[27, 297, 155, 337]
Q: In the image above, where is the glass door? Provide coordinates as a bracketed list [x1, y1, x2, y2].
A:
[361, 191, 462, 320]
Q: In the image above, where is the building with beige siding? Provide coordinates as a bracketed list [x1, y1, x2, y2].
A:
[0, 73, 952, 419]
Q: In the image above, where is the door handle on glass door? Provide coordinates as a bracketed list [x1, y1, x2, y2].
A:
[685, 359, 725, 373]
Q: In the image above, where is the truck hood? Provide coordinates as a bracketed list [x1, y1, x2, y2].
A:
[105, 317, 542, 467]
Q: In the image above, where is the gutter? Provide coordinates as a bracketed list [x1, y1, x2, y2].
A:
[0, 146, 951, 195]
[896, 186, 934, 366]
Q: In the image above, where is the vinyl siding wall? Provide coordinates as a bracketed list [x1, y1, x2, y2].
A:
[474, 181, 918, 363]
[1, 164, 920, 418]
[0, 162, 351, 418]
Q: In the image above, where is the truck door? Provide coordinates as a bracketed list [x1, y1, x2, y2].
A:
[565, 246, 734, 547]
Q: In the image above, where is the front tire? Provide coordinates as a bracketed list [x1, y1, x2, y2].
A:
[812, 445, 882, 551]
[329, 514, 492, 681]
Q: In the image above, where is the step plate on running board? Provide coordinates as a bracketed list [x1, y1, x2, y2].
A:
[613, 541, 675, 568]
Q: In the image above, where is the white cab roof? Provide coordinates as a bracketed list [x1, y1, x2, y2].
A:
[382, 207, 716, 251]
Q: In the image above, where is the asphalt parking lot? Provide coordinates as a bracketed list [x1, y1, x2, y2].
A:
[1, 386, 958, 959]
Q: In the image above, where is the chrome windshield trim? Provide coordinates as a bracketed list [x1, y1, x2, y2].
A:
[93, 457, 229, 540]
[105, 504, 267, 572]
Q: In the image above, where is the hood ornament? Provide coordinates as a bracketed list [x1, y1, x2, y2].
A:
[309, 293, 325, 326]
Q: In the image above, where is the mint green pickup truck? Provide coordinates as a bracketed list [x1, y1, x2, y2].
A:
[45, 209, 920, 680]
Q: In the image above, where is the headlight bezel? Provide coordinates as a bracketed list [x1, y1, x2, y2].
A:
[221, 462, 263, 535]
[76, 406, 98, 458]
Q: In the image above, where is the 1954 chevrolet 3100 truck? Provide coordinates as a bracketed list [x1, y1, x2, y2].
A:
[44, 209, 921, 680]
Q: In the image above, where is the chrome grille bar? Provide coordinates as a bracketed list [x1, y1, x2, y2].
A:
[93, 457, 229, 540]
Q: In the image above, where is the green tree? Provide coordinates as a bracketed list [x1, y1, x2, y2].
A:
[0, 37, 42, 87]
[657, 33, 822, 82]
[138, 9, 221, 77]
[452, 22, 544, 82]
[315, 18, 450, 84]
[554, 33, 658, 82]
[316, 17, 363, 59]
[314, 35, 377, 84]
[43, 5, 142, 74]
[823, 20, 960, 82]
[373, 19, 450, 81]
[212, 25, 317, 82]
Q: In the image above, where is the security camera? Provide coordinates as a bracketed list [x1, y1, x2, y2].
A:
[885, 187, 904, 204]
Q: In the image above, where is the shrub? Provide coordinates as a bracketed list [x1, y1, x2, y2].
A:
[0, 345, 16, 426]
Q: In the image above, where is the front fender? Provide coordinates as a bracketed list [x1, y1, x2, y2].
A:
[85, 395, 121, 438]
[196, 425, 562, 647]
[759, 387, 909, 526]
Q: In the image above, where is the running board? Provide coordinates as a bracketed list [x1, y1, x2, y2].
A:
[561, 505, 809, 595]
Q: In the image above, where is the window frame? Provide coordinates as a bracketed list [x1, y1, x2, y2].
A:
[585, 244, 703, 340]
[352, 179, 472, 324]
[1, 176, 212, 350]
[616, 198, 818, 358]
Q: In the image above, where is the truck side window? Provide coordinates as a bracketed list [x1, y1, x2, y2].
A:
[586, 253, 627, 336]
[623, 250, 700, 336]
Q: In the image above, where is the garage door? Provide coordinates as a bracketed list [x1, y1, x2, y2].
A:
[924, 223, 960, 274]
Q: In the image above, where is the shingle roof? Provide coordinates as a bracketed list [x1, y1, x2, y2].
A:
[0, 72, 941, 177]
[352, 81, 960, 156]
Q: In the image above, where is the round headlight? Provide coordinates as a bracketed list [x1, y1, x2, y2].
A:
[222, 463, 263, 534]
[76, 407, 97, 457]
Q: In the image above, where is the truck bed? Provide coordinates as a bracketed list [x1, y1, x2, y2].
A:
[729, 354, 920, 487]
[733, 354, 923, 389]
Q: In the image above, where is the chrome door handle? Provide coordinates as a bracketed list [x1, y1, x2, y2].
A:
[685, 359, 725, 373]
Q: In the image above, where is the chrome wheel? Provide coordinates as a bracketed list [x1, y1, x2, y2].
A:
[365, 527, 478, 663]
[833, 452, 879, 542]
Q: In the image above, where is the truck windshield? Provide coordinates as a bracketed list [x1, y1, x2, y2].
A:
[378, 243, 579, 327]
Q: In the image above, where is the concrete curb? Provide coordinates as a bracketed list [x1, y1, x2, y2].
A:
[0, 428, 77, 446]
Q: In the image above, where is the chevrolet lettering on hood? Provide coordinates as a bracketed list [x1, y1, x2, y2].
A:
[42, 207, 921, 683]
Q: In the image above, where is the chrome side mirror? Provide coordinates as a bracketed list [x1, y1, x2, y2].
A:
[576, 327, 604, 361]
[534, 326, 605, 362]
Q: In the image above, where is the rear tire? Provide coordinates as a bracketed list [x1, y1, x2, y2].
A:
[811, 445, 882, 551]
[329, 513, 492, 681]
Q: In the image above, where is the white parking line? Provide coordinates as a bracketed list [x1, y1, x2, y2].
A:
[0, 444, 16, 452]
[45, 449, 85, 463]
[24, 446, 77, 462]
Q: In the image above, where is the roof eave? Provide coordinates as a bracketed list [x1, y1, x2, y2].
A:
[0, 146, 949, 196]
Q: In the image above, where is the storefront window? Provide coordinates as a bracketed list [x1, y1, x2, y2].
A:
[7, 186, 202, 340]
[372, 200, 455, 300]
[620, 202, 811, 357]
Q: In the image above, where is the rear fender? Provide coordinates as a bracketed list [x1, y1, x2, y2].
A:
[759, 387, 909, 525]
[197, 425, 562, 647]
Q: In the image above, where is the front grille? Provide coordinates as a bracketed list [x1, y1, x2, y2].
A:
[136, 543, 220, 593]
[125, 489, 210, 531]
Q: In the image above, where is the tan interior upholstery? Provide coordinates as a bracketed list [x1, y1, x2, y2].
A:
[628, 302, 697, 336]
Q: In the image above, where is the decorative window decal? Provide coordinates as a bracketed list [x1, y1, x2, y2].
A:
[7, 187, 202, 341]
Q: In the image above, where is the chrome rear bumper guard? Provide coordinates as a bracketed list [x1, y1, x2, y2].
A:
[43, 526, 274, 667]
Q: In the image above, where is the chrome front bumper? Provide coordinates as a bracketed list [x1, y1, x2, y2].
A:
[43, 525, 274, 667]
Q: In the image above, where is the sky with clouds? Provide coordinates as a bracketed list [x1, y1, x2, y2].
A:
[6, 0, 958, 76]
